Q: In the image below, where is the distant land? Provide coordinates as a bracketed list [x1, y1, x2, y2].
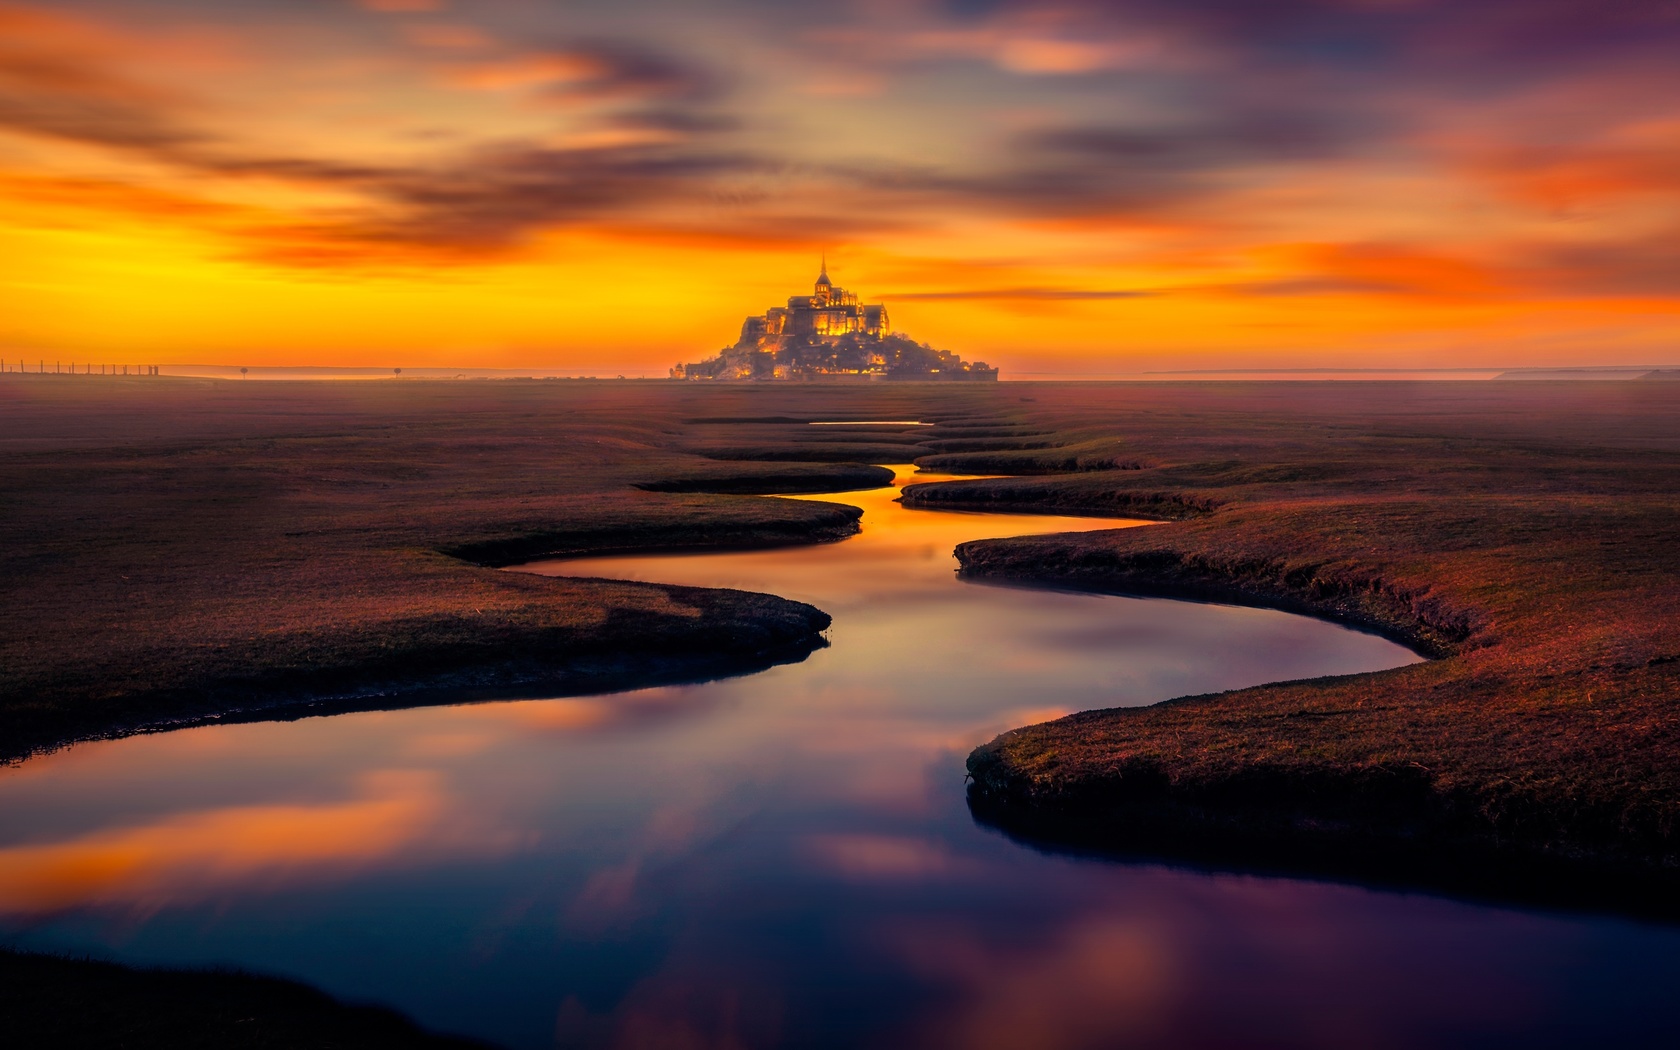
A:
[143, 366, 649, 381]
[7, 361, 1679, 384]
[1143, 366, 1680, 381]
[1494, 368, 1680, 381]
[672, 263, 999, 382]
[146, 365, 1677, 383]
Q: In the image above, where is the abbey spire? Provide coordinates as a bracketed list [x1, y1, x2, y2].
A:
[814, 255, 832, 305]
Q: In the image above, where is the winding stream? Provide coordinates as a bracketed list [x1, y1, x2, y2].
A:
[2, 467, 1678, 1048]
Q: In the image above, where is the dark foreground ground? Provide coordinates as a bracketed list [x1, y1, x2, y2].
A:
[0, 950, 492, 1049]
[3, 375, 1679, 1041]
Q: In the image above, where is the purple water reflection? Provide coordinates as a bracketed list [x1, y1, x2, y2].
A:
[0, 468, 1675, 1049]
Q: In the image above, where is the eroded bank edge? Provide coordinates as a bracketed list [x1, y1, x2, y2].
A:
[944, 519, 1680, 916]
[3, 483, 876, 764]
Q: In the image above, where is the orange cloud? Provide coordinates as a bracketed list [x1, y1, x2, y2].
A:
[0, 171, 238, 223]
[445, 53, 606, 91]
[898, 28, 1128, 73]
[403, 22, 494, 51]
[1462, 137, 1680, 212]
[357, 0, 446, 12]
[0, 0, 1676, 369]
[811, 8, 1171, 77]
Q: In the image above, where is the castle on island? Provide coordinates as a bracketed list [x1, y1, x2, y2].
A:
[671, 262, 998, 381]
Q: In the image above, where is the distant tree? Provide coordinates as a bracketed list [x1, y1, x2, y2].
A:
[240, 367, 248, 379]
[393, 368, 402, 378]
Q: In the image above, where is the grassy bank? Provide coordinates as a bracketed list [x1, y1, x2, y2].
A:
[0, 379, 949, 761]
[891, 382, 1680, 886]
[9, 376, 1679, 879]
[6, 376, 1680, 1032]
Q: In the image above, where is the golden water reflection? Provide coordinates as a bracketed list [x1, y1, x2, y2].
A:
[521, 466, 1141, 610]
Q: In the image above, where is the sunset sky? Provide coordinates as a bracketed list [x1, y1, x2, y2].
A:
[2, 0, 1677, 373]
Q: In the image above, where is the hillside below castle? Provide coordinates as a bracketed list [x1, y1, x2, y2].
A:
[672, 265, 998, 381]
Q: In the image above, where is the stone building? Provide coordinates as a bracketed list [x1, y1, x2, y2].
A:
[736, 261, 891, 351]
[672, 263, 996, 381]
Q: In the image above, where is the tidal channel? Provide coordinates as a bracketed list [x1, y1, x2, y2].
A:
[2, 467, 1677, 1048]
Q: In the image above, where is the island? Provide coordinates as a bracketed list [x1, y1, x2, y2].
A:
[671, 262, 998, 381]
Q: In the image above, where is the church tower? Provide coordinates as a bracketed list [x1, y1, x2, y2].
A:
[814, 255, 832, 307]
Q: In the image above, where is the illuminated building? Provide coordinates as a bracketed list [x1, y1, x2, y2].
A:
[673, 262, 996, 381]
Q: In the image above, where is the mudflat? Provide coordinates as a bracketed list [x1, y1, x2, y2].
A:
[4, 376, 1679, 893]
[0, 379, 900, 760]
[898, 381, 1680, 894]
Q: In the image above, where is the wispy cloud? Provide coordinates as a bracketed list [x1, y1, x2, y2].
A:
[356, 0, 446, 12]
[886, 287, 1155, 302]
[444, 41, 720, 104]
[231, 142, 762, 266]
[2, 0, 1679, 364]
[0, 12, 758, 265]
